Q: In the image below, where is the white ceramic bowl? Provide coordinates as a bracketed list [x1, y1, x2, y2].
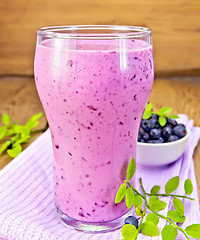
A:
[136, 128, 189, 167]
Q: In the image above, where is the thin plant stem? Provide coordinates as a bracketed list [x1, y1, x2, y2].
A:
[125, 180, 145, 199]
[139, 178, 194, 201]
[146, 193, 194, 201]
[136, 183, 148, 239]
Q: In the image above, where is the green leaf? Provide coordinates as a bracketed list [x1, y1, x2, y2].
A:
[29, 120, 39, 129]
[132, 194, 143, 207]
[149, 196, 167, 212]
[168, 114, 179, 119]
[2, 113, 10, 125]
[173, 198, 184, 216]
[185, 224, 200, 238]
[142, 111, 152, 120]
[151, 185, 161, 194]
[159, 116, 167, 126]
[26, 113, 43, 129]
[115, 183, 127, 204]
[11, 134, 19, 142]
[21, 132, 31, 139]
[26, 120, 39, 129]
[149, 196, 158, 204]
[14, 134, 30, 145]
[184, 178, 193, 195]
[0, 126, 6, 140]
[125, 188, 135, 209]
[161, 225, 177, 240]
[135, 206, 143, 216]
[145, 102, 153, 112]
[14, 125, 30, 134]
[142, 103, 153, 120]
[121, 224, 138, 240]
[146, 213, 159, 225]
[28, 112, 43, 122]
[5, 128, 16, 136]
[126, 157, 136, 181]
[7, 144, 22, 158]
[141, 221, 159, 236]
[165, 176, 179, 194]
[0, 140, 12, 154]
[159, 107, 172, 115]
[167, 210, 186, 223]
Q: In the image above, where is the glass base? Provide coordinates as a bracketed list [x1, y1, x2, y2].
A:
[56, 205, 134, 233]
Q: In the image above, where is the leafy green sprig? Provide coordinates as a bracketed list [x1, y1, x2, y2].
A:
[0, 113, 48, 158]
[115, 158, 200, 240]
[142, 102, 179, 126]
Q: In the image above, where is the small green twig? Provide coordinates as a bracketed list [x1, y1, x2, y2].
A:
[0, 113, 47, 158]
[148, 206, 190, 240]
[139, 178, 190, 240]
[116, 158, 198, 240]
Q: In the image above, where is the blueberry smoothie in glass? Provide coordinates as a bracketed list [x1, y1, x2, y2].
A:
[34, 25, 154, 232]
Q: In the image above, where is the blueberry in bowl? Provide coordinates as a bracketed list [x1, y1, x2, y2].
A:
[136, 103, 189, 166]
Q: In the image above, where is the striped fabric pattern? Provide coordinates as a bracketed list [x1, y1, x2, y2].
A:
[0, 114, 199, 240]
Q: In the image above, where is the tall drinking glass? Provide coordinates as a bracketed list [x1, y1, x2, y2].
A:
[34, 25, 154, 232]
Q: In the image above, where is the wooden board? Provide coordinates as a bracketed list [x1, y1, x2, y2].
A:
[0, 0, 200, 75]
[0, 76, 46, 169]
[0, 76, 200, 199]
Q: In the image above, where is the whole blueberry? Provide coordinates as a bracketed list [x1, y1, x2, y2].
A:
[125, 216, 139, 229]
[149, 128, 161, 140]
[162, 126, 172, 138]
[138, 128, 146, 141]
[139, 127, 145, 135]
[168, 135, 179, 142]
[143, 132, 149, 141]
[173, 124, 187, 138]
[165, 124, 173, 130]
[155, 121, 161, 129]
[149, 118, 160, 129]
[140, 138, 146, 143]
[167, 118, 178, 126]
[141, 119, 151, 132]
[151, 113, 158, 119]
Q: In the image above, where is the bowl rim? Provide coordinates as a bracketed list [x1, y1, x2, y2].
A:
[137, 126, 190, 147]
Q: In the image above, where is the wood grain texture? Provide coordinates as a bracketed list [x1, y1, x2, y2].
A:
[0, 76, 200, 199]
[0, 0, 200, 75]
[149, 77, 200, 197]
[0, 76, 46, 169]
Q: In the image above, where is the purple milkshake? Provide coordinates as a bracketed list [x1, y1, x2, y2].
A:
[34, 25, 154, 232]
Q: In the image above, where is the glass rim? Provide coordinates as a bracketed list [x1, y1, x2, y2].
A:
[37, 25, 152, 40]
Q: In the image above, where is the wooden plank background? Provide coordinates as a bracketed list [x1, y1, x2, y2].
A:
[0, 0, 200, 76]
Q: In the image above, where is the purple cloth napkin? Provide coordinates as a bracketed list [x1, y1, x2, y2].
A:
[0, 115, 199, 240]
